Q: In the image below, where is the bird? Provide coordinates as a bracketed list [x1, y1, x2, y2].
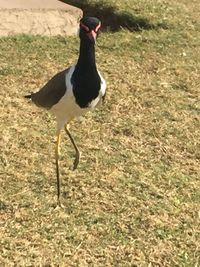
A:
[25, 17, 106, 208]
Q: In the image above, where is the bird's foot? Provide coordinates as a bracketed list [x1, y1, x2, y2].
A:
[54, 199, 65, 210]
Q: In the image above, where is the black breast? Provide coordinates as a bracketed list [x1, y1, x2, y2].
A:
[71, 67, 101, 108]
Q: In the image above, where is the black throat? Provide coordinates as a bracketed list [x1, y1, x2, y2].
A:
[71, 38, 101, 108]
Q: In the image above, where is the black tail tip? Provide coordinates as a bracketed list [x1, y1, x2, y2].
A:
[24, 94, 32, 99]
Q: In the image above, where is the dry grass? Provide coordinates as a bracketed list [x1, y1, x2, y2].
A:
[0, 0, 200, 266]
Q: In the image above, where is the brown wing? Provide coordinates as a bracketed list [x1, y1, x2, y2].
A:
[31, 68, 70, 109]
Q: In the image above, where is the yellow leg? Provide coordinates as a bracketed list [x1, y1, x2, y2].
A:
[65, 124, 80, 170]
[55, 129, 62, 207]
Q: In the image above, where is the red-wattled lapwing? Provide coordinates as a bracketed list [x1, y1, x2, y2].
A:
[25, 17, 106, 207]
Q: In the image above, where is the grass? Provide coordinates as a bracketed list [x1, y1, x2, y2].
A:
[62, 0, 170, 31]
[0, 0, 200, 266]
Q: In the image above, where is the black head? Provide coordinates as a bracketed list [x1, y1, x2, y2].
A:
[79, 17, 101, 44]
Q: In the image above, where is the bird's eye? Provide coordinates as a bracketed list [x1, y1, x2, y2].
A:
[80, 22, 90, 32]
[94, 23, 101, 33]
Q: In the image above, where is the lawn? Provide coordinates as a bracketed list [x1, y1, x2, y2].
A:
[0, 0, 200, 266]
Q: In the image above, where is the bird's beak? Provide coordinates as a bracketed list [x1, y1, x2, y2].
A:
[87, 30, 97, 42]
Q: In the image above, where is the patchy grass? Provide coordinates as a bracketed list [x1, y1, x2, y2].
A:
[62, 0, 170, 31]
[0, 0, 200, 266]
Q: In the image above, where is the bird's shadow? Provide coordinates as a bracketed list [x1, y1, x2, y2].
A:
[60, 0, 169, 32]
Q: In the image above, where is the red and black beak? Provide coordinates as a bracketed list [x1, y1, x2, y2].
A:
[88, 23, 101, 42]
[87, 30, 97, 42]
[80, 22, 101, 42]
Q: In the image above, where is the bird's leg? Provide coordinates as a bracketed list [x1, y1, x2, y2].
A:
[55, 129, 62, 207]
[65, 124, 80, 170]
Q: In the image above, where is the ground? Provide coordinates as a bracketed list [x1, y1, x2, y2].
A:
[0, 0, 200, 266]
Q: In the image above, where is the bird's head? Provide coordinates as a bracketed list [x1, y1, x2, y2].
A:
[79, 17, 101, 44]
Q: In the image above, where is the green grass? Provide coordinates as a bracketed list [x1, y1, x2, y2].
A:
[0, 0, 200, 266]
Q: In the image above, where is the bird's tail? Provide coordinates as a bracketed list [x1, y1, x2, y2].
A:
[24, 94, 32, 99]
